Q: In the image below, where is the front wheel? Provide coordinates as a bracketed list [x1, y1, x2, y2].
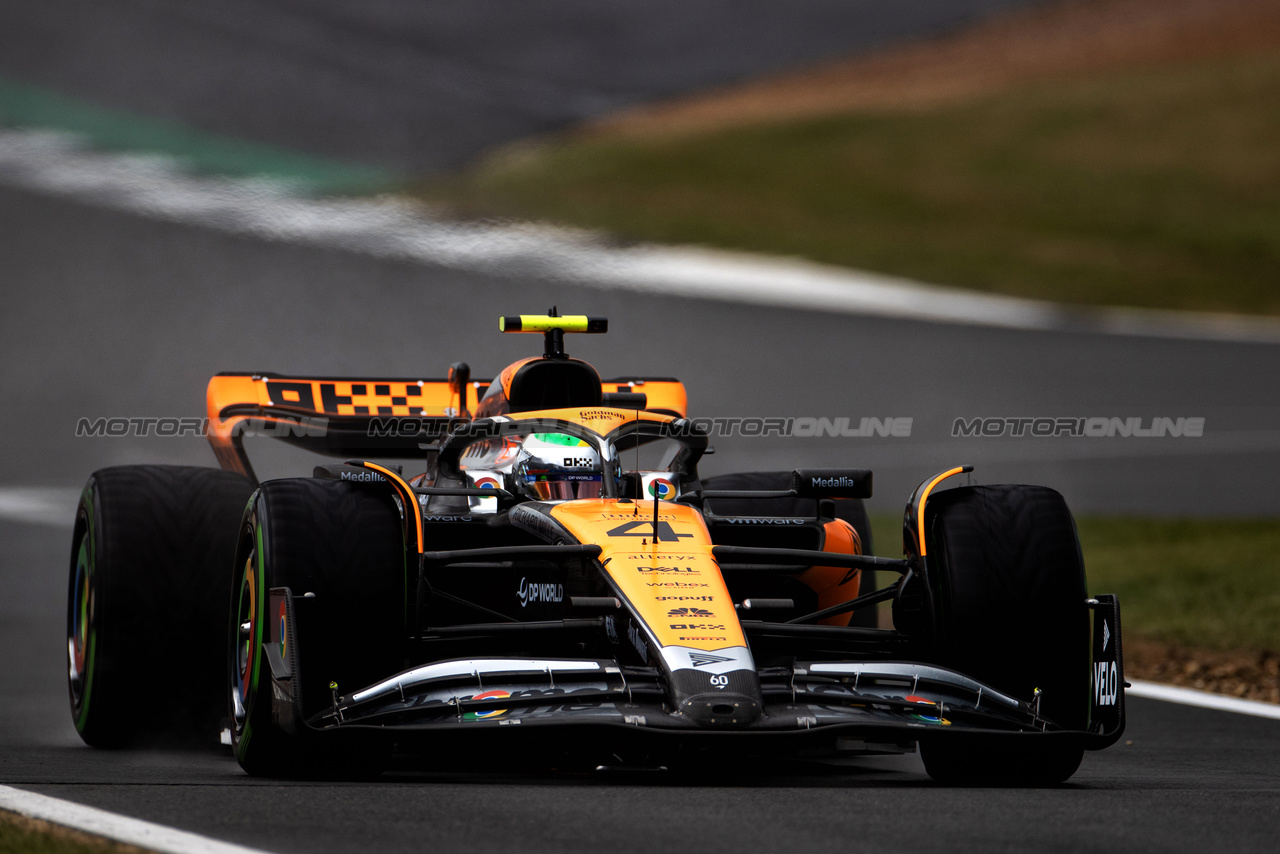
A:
[917, 484, 1089, 785]
[230, 478, 406, 777]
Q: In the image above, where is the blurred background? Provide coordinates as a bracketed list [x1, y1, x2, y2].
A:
[1, 0, 1278, 727]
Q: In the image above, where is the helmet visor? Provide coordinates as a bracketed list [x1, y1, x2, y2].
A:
[523, 471, 602, 500]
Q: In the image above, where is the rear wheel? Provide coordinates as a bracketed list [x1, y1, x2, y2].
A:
[67, 466, 253, 747]
[230, 478, 406, 777]
[917, 484, 1089, 785]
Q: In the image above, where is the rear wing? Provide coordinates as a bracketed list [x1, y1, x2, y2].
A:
[206, 372, 687, 483]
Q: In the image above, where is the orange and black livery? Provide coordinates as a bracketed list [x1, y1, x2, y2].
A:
[66, 311, 1125, 784]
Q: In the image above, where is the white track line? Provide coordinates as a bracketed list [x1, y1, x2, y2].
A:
[0, 785, 273, 854]
[1, 128, 1279, 343]
[1127, 680, 1280, 720]
[0, 487, 81, 527]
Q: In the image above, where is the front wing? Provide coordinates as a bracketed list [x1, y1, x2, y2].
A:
[262, 589, 1125, 755]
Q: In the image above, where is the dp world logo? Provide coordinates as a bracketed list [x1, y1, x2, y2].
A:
[667, 607, 713, 618]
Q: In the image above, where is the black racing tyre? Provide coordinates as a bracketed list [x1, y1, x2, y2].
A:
[702, 471, 876, 627]
[918, 484, 1089, 785]
[67, 465, 254, 747]
[230, 478, 406, 778]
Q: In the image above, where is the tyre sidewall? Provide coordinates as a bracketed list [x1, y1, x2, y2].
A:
[230, 495, 278, 773]
[230, 478, 406, 777]
[68, 478, 114, 745]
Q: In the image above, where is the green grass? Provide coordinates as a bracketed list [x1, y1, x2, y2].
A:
[867, 513, 1280, 652]
[421, 49, 1280, 315]
[1076, 517, 1280, 652]
[0, 812, 139, 854]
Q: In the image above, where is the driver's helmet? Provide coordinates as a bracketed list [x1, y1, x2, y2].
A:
[515, 433, 603, 500]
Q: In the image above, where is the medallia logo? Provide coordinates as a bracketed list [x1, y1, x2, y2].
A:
[340, 470, 384, 482]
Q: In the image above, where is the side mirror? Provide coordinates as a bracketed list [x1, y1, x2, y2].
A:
[601, 391, 647, 410]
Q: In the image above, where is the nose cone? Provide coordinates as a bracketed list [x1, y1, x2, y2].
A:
[679, 693, 761, 727]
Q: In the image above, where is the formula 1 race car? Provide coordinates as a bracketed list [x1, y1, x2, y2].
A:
[66, 312, 1125, 784]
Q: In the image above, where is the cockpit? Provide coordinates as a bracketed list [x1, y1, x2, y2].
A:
[438, 411, 708, 514]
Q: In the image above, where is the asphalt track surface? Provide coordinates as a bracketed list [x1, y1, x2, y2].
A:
[4, 507, 1280, 854]
[2, 1, 1280, 852]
